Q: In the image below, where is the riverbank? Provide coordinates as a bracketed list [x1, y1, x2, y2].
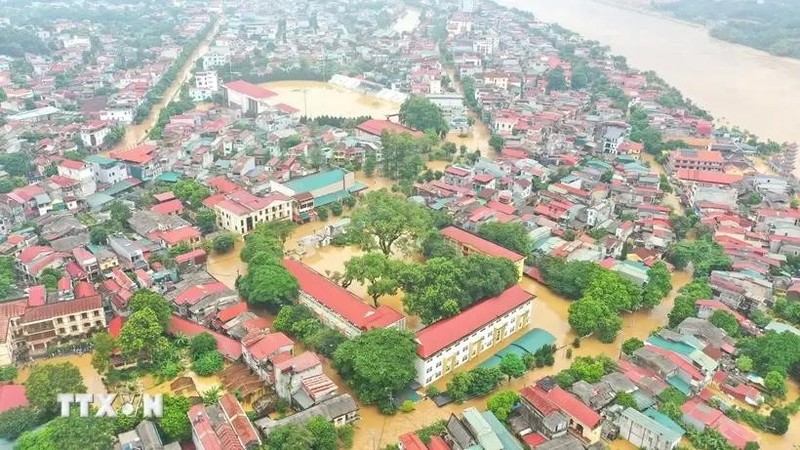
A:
[497, 0, 800, 145]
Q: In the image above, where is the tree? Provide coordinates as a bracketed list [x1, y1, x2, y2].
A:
[129, 290, 172, 330]
[347, 189, 432, 255]
[744, 442, 760, 450]
[196, 208, 217, 234]
[568, 298, 613, 337]
[399, 96, 448, 136]
[268, 424, 315, 450]
[190, 332, 218, 360]
[764, 371, 787, 398]
[736, 355, 754, 373]
[212, 233, 235, 254]
[306, 416, 338, 450]
[118, 309, 167, 361]
[343, 252, 398, 306]
[737, 331, 800, 377]
[158, 395, 191, 442]
[447, 372, 473, 403]
[709, 310, 740, 337]
[363, 152, 376, 177]
[621, 337, 644, 355]
[547, 67, 568, 92]
[108, 200, 132, 225]
[615, 392, 637, 409]
[0, 407, 40, 440]
[537, 257, 603, 300]
[236, 260, 298, 310]
[0, 364, 18, 381]
[421, 232, 460, 259]
[333, 329, 417, 410]
[765, 408, 789, 435]
[0, 87, 6, 102]
[478, 222, 532, 256]
[316, 207, 329, 220]
[499, 353, 526, 381]
[600, 170, 614, 183]
[89, 227, 108, 245]
[467, 367, 504, 397]
[380, 132, 424, 181]
[16, 413, 115, 450]
[488, 134, 505, 153]
[24, 363, 86, 415]
[569, 356, 611, 383]
[0, 152, 32, 177]
[330, 201, 343, 216]
[91, 332, 115, 374]
[40, 267, 63, 292]
[307, 147, 326, 170]
[642, 261, 672, 308]
[486, 391, 519, 422]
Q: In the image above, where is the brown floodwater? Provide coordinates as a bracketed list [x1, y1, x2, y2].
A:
[113, 19, 221, 150]
[15, 354, 107, 395]
[392, 7, 422, 34]
[257, 81, 402, 119]
[497, 0, 800, 145]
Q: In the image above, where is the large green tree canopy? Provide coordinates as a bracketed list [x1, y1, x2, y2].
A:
[347, 189, 433, 256]
[399, 96, 449, 136]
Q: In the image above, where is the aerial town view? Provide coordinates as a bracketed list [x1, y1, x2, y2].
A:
[2, 0, 800, 449]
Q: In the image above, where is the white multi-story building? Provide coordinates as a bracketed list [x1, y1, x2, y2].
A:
[191, 71, 220, 102]
[414, 285, 534, 386]
[202, 47, 230, 70]
[99, 108, 134, 124]
[57, 159, 97, 197]
[205, 189, 293, 234]
[84, 155, 129, 185]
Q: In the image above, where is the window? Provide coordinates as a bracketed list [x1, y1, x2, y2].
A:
[81, 313, 88, 319]
[94, 311, 100, 317]
[71, 325, 78, 332]
[69, 315, 76, 322]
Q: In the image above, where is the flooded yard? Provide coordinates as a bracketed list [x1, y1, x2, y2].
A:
[16, 354, 106, 395]
[258, 80, 402, 119]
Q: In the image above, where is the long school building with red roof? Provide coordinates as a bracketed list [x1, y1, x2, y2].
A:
[283, 259, 406, 337]
[414, 284, 534, 386]
[441, 225, 525, 276]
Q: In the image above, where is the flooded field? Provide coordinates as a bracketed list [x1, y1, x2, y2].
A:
[258, 80, 402, 119]
[392, 7, 421, 34]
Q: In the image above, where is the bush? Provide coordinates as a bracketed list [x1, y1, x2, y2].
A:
[0, 365, 17, 382]
[400, 400, 415, 413]
[212, 234, 235, 254]
[191, 351, 224, 376]
[330, 202, 343, 216]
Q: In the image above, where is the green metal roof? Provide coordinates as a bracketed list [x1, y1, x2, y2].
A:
[84, 155, 118, 167]
[283, 169, 347, 193]
[156, 171, 182, 183]
[86, 193, 114, 209]
[622, 407, 684, 443]
[689, 349, 719, 373]
[643, 407, 686, 437]
[646, 336, 696, 357]
[314, 190, 352, 208]
[666, 375, 691, 395]
[481, 411, 523, 450]
[511, 328, 556, 354]
[765, 321, 800, 336]
[462, 408, 502, 450]
[103, 179, 137, 197]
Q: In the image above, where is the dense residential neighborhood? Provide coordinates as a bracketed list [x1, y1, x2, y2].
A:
[1, 0, 800, 449]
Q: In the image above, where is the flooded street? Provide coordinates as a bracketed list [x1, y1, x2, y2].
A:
[114, 19, 221, 150]
[640, 152, 684, 215]
[497, 0, 800, 145]
[258, 80, 402, 119]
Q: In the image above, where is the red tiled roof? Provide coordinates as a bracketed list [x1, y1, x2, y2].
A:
[19, 246, 53, 264]
[188, 404, 224, 450]
[441, 226, 524, 262]
[671, 149, 724, 163]
[427, 436, 450, 450]
[108, 316, 125, 338]
[206, 176, 240, 194]
[174, 282, 229, 306]
[175, 248, 207, 264]
[283, 259, 405, 331]
[20, 295, 102, 324]
[218, 393, 260, 448]
[520, 385, 560, 416]
[150, 198, 184, 215]
[59, 159, 85, 170]
[75, 281, 98, 298]
[72, 247, 96, 263]
[246, 332, 293, 361]
[224, 80, 276, 99]
[473, 173, 494, 184]
[110, 144, 157, 164]
[274, 351, 321, 373]
[546, 386, 601, 428]
[356, 119, 424, 138]
[160, 227, 201, 245]
[168, 315, 242, 359]
[0, 385, 29, 414]
[646, 345, 704, 381]
[65, 262, 86, 279]
[399, 433, 428, 450]
[216, 302, 248, 323]
[487, 200, 516, 216]
[153, 191, 175, 202]
[522, 433, 547, 447]
[416, 285, 532, 358]
[676, 170, 742, 186]
[27, 285, 46, 307]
